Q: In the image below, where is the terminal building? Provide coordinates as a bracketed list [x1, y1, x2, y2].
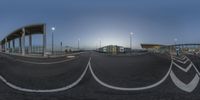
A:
[141, 44, 164, 50]
[140, 44, 164, 52]
[141, 43, 200, 54]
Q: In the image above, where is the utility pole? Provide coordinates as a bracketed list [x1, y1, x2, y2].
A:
[78, 38, 80, 51]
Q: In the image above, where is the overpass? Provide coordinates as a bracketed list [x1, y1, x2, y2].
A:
[0, 24, 46, 56]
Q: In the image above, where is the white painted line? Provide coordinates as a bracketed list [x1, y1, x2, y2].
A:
[170, 55, 200, 92]
[170, 70, 199, 92]
[172, 58, 189, 64]
[0, 58, 91, 92]
[172, 56, 186, 61]
[1, 53, 77, 65]
[67, 56, 75, 58]
[89, 57, 173, 91]
[15, 58, 76, 65]
[1, 53, 199, 93]
[185, 56, 200, 76]
[172, 61, 193, 72]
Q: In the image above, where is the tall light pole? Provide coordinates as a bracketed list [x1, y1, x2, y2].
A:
[174, 38, 178, 56]
[99, 39, 101, 48]
[60, 41, 62, 52]
[174, 38, 178, 45]
[174, 38, 178, 51]
[78, 38, 80, 51]
[130, 32, 133, 53]
[51, 27, 55, 55]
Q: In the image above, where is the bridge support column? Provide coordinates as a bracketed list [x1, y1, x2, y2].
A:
[19, 37, 22, 53]
[29, 34, 32, 54]
[21, 28, 25, 55]
[12, 39, 15, 53]
[3, 44, 5, 52]
[43, 24, 47, 57]
[8, 41, 10, 53]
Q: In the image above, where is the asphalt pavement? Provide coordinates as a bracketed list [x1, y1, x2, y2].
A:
[0, 51, 200, 100]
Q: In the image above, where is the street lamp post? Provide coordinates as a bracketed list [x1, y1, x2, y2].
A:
[60, 41, 62, 53]
[78, 38, 80, 51]
[174, 38, 177, 45]
[174, 38, 178, 56]
[130, 32, 133, 54]
[100, 40, 101, 48]
[51, 27, 55, 55]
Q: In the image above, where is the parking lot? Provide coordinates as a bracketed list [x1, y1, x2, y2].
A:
[0, 51, 199, 100]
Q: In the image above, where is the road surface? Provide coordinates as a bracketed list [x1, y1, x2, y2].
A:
[0, 52, 199, 100]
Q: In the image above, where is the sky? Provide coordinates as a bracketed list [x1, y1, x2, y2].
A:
[0, 0, 200, 49]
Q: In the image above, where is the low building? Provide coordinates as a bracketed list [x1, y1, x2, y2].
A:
[119, 46, 125, 52]
[64, 46, 79, 53]
[98, 45, 130, 54]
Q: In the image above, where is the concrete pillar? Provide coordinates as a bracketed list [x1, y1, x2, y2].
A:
[29, 34, 32, 54]
[8, 41, 10, 48]
[8, 41, 10, 53]
[19, 37, 22, 53]
[22, 28, 25, 55]
[3, 44, 5, 52]
[12, 39, 15, 53]
[43, 24, 47, 56]
[5, 38, 8, 53]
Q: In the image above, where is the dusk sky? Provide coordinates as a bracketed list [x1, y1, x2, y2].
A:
[1, 0, 200, 49]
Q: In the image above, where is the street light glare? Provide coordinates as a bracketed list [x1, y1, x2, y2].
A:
[51, 27, 55, 31]
[130, 32, 133, 35]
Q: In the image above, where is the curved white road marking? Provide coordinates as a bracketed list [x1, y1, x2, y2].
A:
[185, 56, 200, 76]
[1, 53, 77, 65]
[172, 56, 186, 61]
[14, 57, 77, 65]
[172, 61, 193, 72]
[170, 70, 199, 92]
[172, 58, 189, 64]
[0, 53, 199, 93]
[89, 58, 173, 91]
[170, 55, 200, 92]
[0, 58, 91, 92]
